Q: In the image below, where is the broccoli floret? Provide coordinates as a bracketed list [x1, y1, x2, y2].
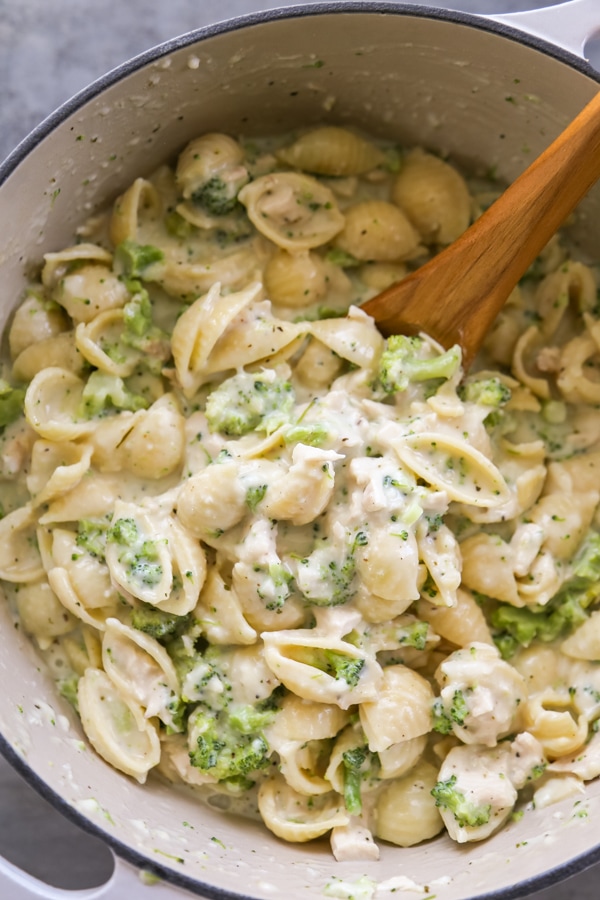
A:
[107, 519, 164, 589]
[192, 174, 246, 217]
[114, 240, 164, 278]
[245, 484, 267, 513]
[283, 422, 329, 447]
[121, 282, 170, 369]
[492, 532, 600, 658]
[325, 247, 361, 268]
[296, 532, 367, 608]
[256, 562, 293, 611]
[459, 377, 512, 408]
[0, 380, 25, 429]
[130, 603, 191, 642]
[188, 706, 271, 782]
[432, 690, 469, 734]
[377, 334, 461, 394]
[342, 745, 370, 815]
[397, 620, 430, 650]
[107, 517, 139, 546]
[122, 281, 153, 337]
[80, 372, 149, 419]
[76, 519, 109, 561]
[164, 210, 196, 239]
[228, 704, 277, 734]
[431, 774, 492, 828]
[296, 551, 357, 607]
[58, 674, 80, 711]
[205, 371, 295, 436]
[323, 651, 365, 687]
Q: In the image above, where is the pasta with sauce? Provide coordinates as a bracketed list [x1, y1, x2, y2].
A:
[1, 125, 600, 860]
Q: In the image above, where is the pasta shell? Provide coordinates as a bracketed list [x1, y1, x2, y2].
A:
[334, 201, 421, 262]
[41, 243, 113, 289]
[394, 431, 511, 508]
[262, 627, 382, 709]
[359, 665, 434, 752]
[264, 249, 328, 308]
[171, 281, 261, 396]
[308, 305, 384, 369]
[75, 309, 141, 377]
[374, 761, 444, 847]
[78, 668, 161, 783]
[9, 293, 69, 360]
[48, 566, 117, 631]
[276, 127, 385, 176]
[176, 133, 245, 199]
[238, 172, 344, 250]
[27, 440, 93, 507]
[392, 149, 471, 245]
[0, 505, 44, 582]
[102, 618, 179, 726]
[53, 265, 129, 324]
[12, 331, 86, 382]
[15, 579, 76, 649]
[24, 367, 93, 441]
[258, 775, 349, 842]
[51, 528, 117, 610]
[109, 178, 162, 246]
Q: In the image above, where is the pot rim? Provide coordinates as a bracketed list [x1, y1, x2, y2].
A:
[1, 0, 600, 183]
[2, 3, 600, 899]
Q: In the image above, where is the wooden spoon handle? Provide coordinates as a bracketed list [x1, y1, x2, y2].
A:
[362, 91, 600, 368]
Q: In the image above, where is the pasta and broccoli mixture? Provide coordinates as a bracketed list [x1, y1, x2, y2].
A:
[3, 125, 600, 860]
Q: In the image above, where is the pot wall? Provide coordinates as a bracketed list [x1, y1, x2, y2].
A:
[1, 6, 600, 899]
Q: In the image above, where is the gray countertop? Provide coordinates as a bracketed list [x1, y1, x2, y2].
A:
[1, 0, 599, 897]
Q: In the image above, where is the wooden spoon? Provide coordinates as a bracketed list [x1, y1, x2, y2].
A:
[361, 91, 600, 370]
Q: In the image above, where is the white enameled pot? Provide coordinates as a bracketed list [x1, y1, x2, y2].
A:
[1, 2, 600, 898]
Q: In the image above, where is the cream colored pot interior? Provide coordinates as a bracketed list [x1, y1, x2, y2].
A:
[1, 6, 600, 899]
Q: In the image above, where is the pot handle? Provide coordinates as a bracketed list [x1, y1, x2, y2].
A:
[489, 0, 599, 60]
[0, 852, 198, 899]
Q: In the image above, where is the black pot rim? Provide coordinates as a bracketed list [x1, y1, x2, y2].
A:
[1, 4, 600, 899]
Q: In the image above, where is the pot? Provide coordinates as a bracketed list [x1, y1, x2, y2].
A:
[1, 2, 600, 898]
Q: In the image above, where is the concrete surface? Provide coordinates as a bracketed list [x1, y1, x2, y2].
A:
[0, 0, 599, 897]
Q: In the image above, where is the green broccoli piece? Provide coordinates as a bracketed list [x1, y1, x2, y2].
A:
[397, 620, 430, 650]
[492, 532, 600, 658]
[121, 281, 170, 367]
[164, 210, 196, 239]
[245, 484, 267, 513]
[459, 377, 512, 408]
[107, 517, 138, 546]
[58, 674, 80, 711]
[296, 552, 357, 607]
[323, 651, 365, 687]
[205, 371, 295, 436]
[432, 690, 469, 734]
[431, 774, 491, 828]
[130, 603, 191, 642]
[256, 562, 293, 611]
[107, 519, 164, 589]
[342, 745, 370, 815]
[283, 422, 329, 447]
[228, 704, 277, 734]
[114, 240, 164, 278]
[0, 380, 25, 429]
[188, 707, 271, 782]
[296, 532, 367, 608]
[80, 372, 149, 419]
[325, 248, 362, 268]
[377, 335, 461, 394]
[76, 519, 109, 561]
[192, 174, 247, 217]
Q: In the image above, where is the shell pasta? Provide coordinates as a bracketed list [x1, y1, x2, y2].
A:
[3, 124, 600, 860]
